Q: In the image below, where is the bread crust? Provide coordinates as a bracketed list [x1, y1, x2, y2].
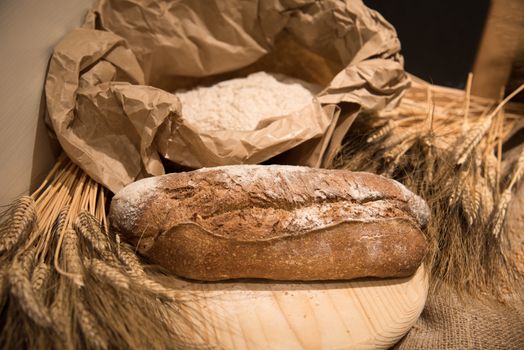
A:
[109, 165, 429, 281]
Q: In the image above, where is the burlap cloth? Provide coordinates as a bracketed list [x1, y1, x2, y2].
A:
[393, 290, 524, 349]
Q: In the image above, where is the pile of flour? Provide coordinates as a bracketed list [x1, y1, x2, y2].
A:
[175, 72, 320, 131]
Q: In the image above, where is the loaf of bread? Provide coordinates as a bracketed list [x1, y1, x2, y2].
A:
[109, 165, 429, 281]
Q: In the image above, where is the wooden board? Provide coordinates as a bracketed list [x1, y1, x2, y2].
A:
[171, 266, 428, 350]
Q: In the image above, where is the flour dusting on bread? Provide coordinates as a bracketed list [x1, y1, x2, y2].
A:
[111, 176, 159, 233]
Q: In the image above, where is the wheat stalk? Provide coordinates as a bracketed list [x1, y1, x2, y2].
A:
[462, 73, 473, 127]
[1, 154, 193, 349]
[38, 205, 69, 257]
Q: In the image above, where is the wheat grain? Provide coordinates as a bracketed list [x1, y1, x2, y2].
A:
[381, 129, 417, 150]
[31, 262, 50, 292]
[461, 180, 480, 225]
[36, 205, 69, 259]
[490, 147, 524, 238]
[0, 196, 36, 253]
[456, 117, 493, 165]
[115, 234, 121, 256]
[118, 247, 146, 278]
[31, 262, 51, 315]
[384, 139, 414, 162]
[62, 229, 81, 273]
[423, 133, 436, 184]
[74, 212, 107, 250]
[509, 148, 524, 188]
[136, 279, 178, 301]
[8, 250, 52, 327]
[118, 246, 177, 300]
[492, 189, 513, 238]
[449, 169, 468, 205]
[444, 176, 454, 193]
[490, 148, 524, 238]
[62, 229, 84, 286]
[484, 153, 499, 189]
[478, 181, 494, 221]
[88, 259, 130, 289]
[50, 286, 73, 347]
[367, 120, 396, 142]
[76, 300, 108, 350]
[74, 212, 117, 263]
[118, 245, 178, 300]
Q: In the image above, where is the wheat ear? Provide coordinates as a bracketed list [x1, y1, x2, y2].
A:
[461, 180, 481, 225]
[367, 120, 396, 142]
[0, 196, 36, 253]
[510, 149, 524, 187]
[492, 189, 512, 238]
[118, 247, 177, 301]
[492, 147, 524, 237]
[478, 180, 495, 221]
[76, 299, 108, 350]
[75, 212, 117, 263]
[31, 262, 50, 292]
[456, 117, 493, 165]
[88, 259, 130, 289]
[61, 229, 84, 286]
[449, 168, 468, 205]
[8, 250, 52, 327]
[484, 153, 499, 189]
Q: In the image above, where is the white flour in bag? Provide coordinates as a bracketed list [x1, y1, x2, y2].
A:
[175, 72, 321, 131]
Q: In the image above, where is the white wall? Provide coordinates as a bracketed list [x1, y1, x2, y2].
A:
[0, 0, 93, 205]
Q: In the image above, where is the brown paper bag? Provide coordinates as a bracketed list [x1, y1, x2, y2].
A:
[45, 0, 409, 193]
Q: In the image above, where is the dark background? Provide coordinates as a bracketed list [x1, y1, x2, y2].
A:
[364, 0, 491, 89]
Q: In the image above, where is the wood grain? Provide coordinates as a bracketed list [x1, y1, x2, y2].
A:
[172, 265, 427, 350]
